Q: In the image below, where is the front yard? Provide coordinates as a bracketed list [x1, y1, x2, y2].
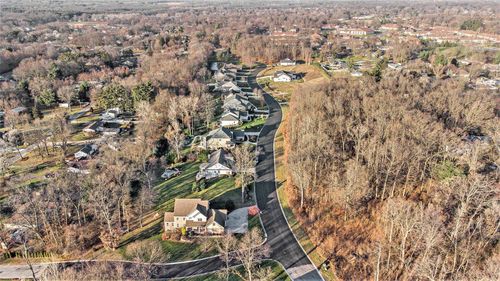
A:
[236, 117, 266, 132]
[100, 158, 259, 263]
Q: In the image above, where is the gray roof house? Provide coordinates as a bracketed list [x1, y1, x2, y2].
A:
[222, 93, 256, 112]
[202, 127, 246, 149]
[279, 58, 296, 66]
[74, 144, 98, 160]
[273, 70, 299, 82]
[197, 149, 234, 180]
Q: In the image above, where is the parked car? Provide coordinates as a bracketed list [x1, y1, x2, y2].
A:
[161, 168, 181, 180]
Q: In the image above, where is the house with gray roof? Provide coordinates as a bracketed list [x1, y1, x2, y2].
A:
[273, 70, 299, 82]
[201, 127, 246, 150]
[279, 58, 296, 66]
[222, 93, 256, 112]
[74, 144, 98, 160]
[197, 149, 234, 180]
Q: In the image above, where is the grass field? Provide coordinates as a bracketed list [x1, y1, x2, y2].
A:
[274, 105, 336, 280]
[258, 64, 329, 100]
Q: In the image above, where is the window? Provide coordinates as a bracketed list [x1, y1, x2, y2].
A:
[198, 218, 202, 221]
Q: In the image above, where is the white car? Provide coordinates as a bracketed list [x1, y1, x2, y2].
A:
[161, 168, 181, 180]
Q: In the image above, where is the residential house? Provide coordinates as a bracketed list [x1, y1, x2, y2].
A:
[279, 58, 296, 66]
[83, 121, 102, 135]
[380, 24, 400, 31]
[102, 107, 121, 120]
[210, 62, 220, 72]
[83, 120, 122, 136]
[220, 111, 241, 127]
[11, 106, 28, 116]
[475, 77, 499, 90]
[222, 93, 256, 113]
[217, 81, 241, 93]
[197, 149, 234, 180]
[74, 144, 98, 160]
[220, 109, 250, 127]
[387, 63, 403, 70]
[164, 198, 227, 235]
[273, 70, 299, 82]
[202, 127, 245, 150]
[338, 28, 374, 36]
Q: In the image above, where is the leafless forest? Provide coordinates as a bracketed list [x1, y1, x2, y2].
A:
[285, 70, 499, 279]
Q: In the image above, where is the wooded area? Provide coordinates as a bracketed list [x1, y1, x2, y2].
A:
[284, 72, 499, 279]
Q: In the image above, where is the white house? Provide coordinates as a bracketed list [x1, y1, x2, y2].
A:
[219, 81, 241, 93]
[197, 149, 234, 180]
[387, 63, 403, 70]
[220, 112, 241, 127]
[279, 58, 296, 66]
[202, 127, 236, 149]
[220, 109, 251, 127]
[74, 144, 98, 160]
[102, 107, 121, 120]
[164, 198, 226, 235]
[273, 70, 299, 82]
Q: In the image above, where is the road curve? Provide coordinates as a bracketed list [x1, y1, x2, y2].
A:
[0, 66, 323, 281]
[249, 68, 323, 281]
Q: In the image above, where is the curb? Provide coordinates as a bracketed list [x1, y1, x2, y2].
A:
[254, 69, 325, 281]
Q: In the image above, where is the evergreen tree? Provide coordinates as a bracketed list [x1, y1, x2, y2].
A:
[131, 81, 155, 107]
[97, 84, 133, 111]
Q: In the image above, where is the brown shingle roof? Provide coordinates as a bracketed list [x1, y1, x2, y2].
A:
[164, 212, 174, 222]
[173, 198, 209, 217]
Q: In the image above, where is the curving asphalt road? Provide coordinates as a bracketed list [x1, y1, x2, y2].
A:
[249, 68, 323, 281]
[0, 67, 323, 281]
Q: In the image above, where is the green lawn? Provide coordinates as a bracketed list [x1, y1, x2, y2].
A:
[70, 131, 97, 142]
[179, 260, 290, 281]
[154, 162, 237, 212]
[113, 161, 251, 262]
[237, 117, 267, 131]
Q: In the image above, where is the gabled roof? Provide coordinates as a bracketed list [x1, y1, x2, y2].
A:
[11, 107, 27, 114]
[84, 121, 102, 132]
[164, 212, 174, 222]
[205, 149, 234, 170]
[280, 58, 295, 63]
[207, 209, 227, 227]
[274, 70, 297, 78]
[173, 198, 209, 217]
[208, 127, 233, 139]
[222, 108, 239, 118]
[221, 113, 239, 122]
[79, 144, 97, 155]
